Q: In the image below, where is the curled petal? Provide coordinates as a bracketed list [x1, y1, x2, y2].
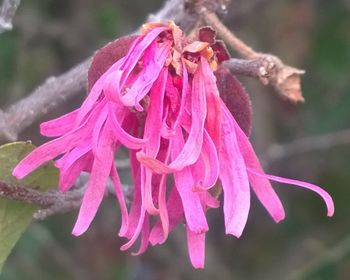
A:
[108, 102, 147, 149]
[120, 152, 146, 252]
[186, 227, 206, 269]
[88, 35, 139, 91]
[111, 162, 129, 237]
[136, 151, 176, 174]
[121, 150, 142, 238]
[103, 70, 123, 103]
[121, 41, 172, 110]
[149, 187, 183, 245]
[167, 62, 207, 170]
[247, 168, 334, 217]
[119, 27, 169, 90]
[191, 130, 219, 191]
[77, 57, 127, 123]
[131, 213, 150, 256]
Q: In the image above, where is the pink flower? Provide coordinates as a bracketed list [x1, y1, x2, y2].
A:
[13, 22, 334, 269]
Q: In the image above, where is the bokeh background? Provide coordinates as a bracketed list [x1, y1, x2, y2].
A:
[1, 0, 350, 279]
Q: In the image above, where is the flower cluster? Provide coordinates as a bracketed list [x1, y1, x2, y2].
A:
[13, 22, 334, 268]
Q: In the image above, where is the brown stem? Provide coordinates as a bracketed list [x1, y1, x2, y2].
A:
[222, 57, 275, 84]
[200, 8, 306, 103]
[201, 9, 257, 58]
[0, 178, 132, 220]
[0, 181, 57, 207]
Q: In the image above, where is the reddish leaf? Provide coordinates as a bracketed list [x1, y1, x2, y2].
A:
[212, 41, 230, 63]
[198, 26, 216, 45]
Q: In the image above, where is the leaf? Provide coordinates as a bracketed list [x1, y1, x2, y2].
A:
[0, 142, 58, 273]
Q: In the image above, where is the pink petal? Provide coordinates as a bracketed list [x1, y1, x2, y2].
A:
[111, 162, 129, 237]
[149, 187, 183, 245]
[121, 150, 142, 238]
[142, 68, 167, 215]
[191, 129, 219, 191]
[120, 151, 146, 251]
[120, 41, 172, 110]
[200, 57, 222, 149]
[119, 27, 169, 88]
[108, 102, 147, 149]
[131, 213, 150, 256]
[155, 143, 172, 244]
[58, 151, 92, 192]
[72, 119, 115, 236]
[12, 101, 102, 180]
[136, 151, 176, 174]
[77, 57, 126, 123]
[219, 104, 250, 238]
[172, 60, 189, 130]
[40, 109, 79, 137]
[227, 101, 286, 223]
[247, 168, 334, 217]
[171, 128, 208, 234]
[168, 63, 207, 170]
[186, 227, 206, 269]
[102, 70, 124, 103]
[199, 192, 220, 209]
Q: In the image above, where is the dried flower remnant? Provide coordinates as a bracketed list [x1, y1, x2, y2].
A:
[13, 22, 334, 269]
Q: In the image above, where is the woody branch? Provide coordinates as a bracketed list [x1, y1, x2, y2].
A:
[198, 6, 306, 103]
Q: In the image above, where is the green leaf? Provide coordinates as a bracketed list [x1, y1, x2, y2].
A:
[0, 142, 58, 273]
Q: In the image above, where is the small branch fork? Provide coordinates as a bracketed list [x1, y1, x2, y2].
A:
[198, 7, 305, 103]
[0, 0, 20, 33]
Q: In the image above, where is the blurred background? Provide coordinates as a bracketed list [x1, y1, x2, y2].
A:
[1, 0, 350, 279]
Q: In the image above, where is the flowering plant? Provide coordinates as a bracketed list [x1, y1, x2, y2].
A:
[13, 22, 334, 268]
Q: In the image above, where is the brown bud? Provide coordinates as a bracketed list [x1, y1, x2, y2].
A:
[215, 66, 252, 136]
[88, 35, 137, 91]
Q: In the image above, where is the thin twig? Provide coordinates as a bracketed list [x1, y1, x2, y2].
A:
[0, 0, 20, 33]
[222, 57, 276, 84]
[0, 181, 57, 206]
[261, 128, 350, 165]
[0, 179, 132, 220]
[199, 7, 305, 103]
